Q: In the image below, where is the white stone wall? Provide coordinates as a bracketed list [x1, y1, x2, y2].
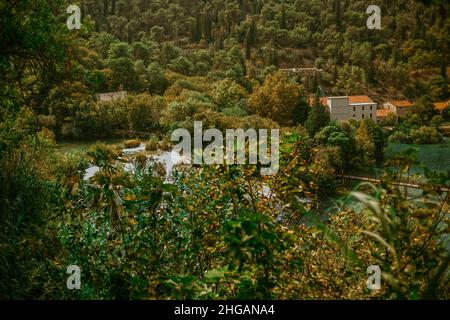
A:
[328, 97, 349, 121]
[96, 91, 127, 102]
[349, 103, 377, 121]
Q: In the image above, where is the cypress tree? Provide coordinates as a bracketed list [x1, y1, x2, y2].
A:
[305, 89, 330, 136]
[280, 1, 287, 29]
[245, 17, 257, 59]
[191, 14, 201, 42]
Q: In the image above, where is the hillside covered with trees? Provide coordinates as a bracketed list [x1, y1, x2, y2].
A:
[0, 0, 449, 300]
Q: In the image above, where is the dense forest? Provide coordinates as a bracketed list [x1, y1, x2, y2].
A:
[0, 0, 449, 299]
[2, 0, 450, 140]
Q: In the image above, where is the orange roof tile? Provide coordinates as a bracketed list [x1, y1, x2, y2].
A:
[434, 101, 449, 111]
[388, 100, 414, 108]
[348, 95, 375, 104]
[308, 96, 376, 106]
[377, 109, 395, 118]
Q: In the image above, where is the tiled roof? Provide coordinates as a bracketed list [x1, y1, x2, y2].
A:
[434, 101, 449, 111]
[308, 95, 376, 106]
[348, 95, 375, 104]
[387, 100, 414, 108]
[377, 109, 395, 118]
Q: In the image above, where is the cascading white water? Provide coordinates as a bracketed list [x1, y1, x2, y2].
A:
[83, 165, 100, 180]
[83, 145, 189, 182]
[122, 143, 146, 155]
[152, 150, 190, 182]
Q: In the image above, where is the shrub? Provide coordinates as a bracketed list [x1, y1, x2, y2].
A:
[38, 114, 56, 130]
[443, 106, 450, 120]
[242, 115, 280, 130]
[410, 126, 443, 144]
[127, 94, 165, 132]
[135, 153, 148, 168]
[222, 106, 248, 117]
[124, 139, 141, 148]
[112, 144, 123, 155]
[406, 113, 423, 127]
[247, 71, 303, 125]
[61, 122, 74, 138]
[388, 131, 411, 144]
[431, 115, 444, 126]
[211, 79, 248, 111]
[167, 56, 194, 75]
[381, 113, 398, 126]
[146, 136, 159, 151]
[158, 136, 172, 151]
[55, 151, 89, 184]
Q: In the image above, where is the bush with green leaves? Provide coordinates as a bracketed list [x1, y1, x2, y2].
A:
[410, 126, 443, 144]
[389, 131, 411, 144]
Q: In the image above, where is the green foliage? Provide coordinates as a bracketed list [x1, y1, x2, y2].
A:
[352, 167, 450, 299]
[411, 96, 439, 121]
[123, 140, 141, 149]
[389, 131, 411, 144]
[354, 121, 376, 168]
[293, 95, 310, 125]
[410, 126, 444, 144]
[431, 115, 444, 126]
[316, 124, 353, 171]
[222, 106, 248, 117]
[211, 79, 248, 111]
[305, 93, 330, 137]
[146, 63, 169, 95]
[145, 136, 159, 151]
[126, 94, 166, 132]
[247, 72, 305, 125]
[389, 125, 443, 145]
[1, 0, 449, 301]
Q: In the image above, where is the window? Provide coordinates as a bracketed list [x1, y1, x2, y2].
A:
[370, 113, 373, 118]
[353, 106, 355, 112]
[353, 114, 355, 118]
[370, 106, 373, 111]
[362, 106, 365, 111]
[362, 114, 365, 119]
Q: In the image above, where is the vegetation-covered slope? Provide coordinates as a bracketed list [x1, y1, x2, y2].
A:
[0, 0, 449, 300]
